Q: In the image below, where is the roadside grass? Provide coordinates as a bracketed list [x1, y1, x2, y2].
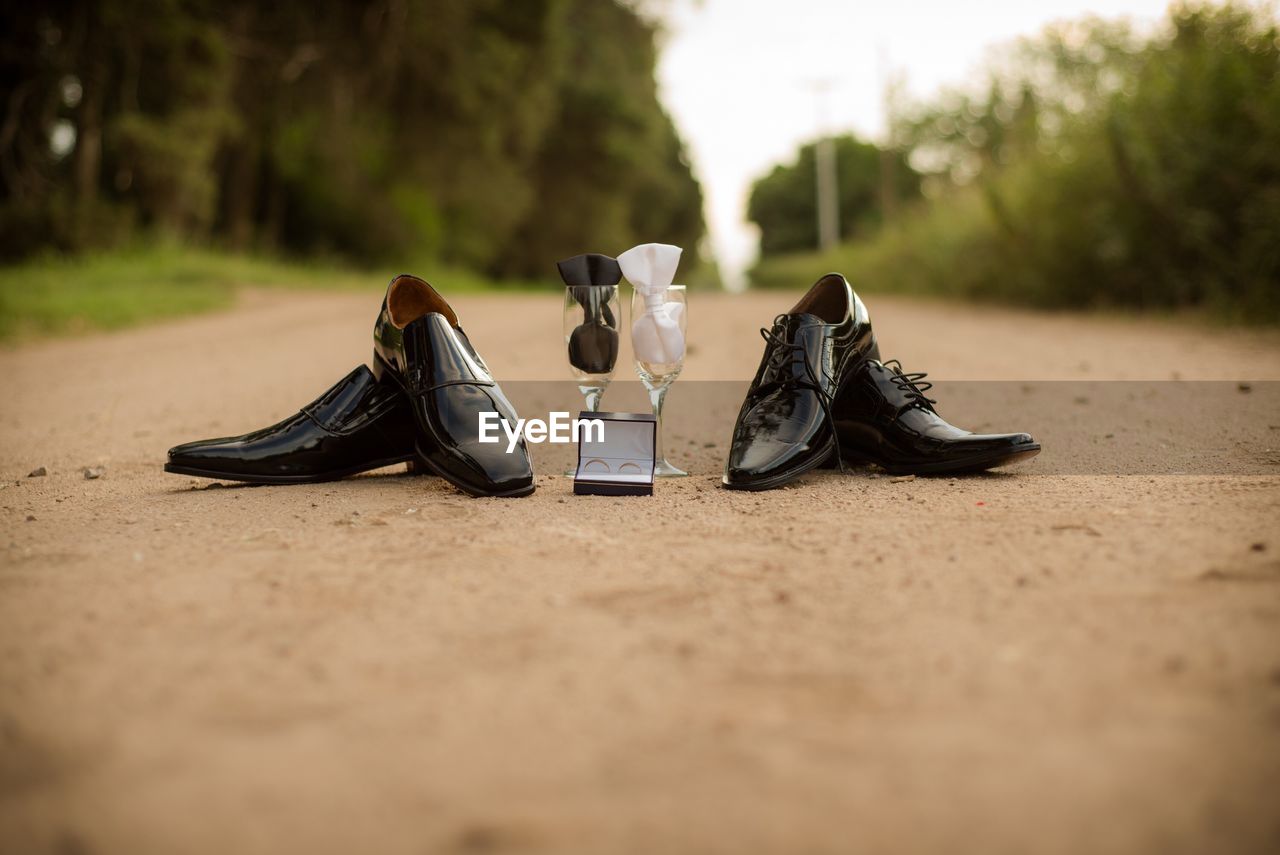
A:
[747, 194, 1277, 327]
[0, 245, 550, 342]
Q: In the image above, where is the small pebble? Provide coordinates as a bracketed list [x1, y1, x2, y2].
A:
[82, 467, 104, 480]
[1237, 382, 1252, 393]
[25, 514, 36, 522]
[1250, 542, 1266, 552]
[27, 467, 47, 478]
[890, 474, 916, 483]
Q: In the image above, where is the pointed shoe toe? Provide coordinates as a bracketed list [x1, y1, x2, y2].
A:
[722, 418, 834, 491]
[423, 429, 536, 498]
[166, 436, 254, 478]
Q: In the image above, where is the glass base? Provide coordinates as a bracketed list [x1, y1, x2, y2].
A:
[654, 457, 687, 478]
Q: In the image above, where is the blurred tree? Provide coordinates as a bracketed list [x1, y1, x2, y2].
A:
[0, 0, 704, 275]
[752, 2, 1280, 319]
[747, 134, 920, 256]
[498, 0, 704, 277]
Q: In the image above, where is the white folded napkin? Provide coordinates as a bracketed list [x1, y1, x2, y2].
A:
[618, 243, 685, 365]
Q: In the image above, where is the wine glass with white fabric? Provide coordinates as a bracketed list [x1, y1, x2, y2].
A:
[630, 284, 687, 477]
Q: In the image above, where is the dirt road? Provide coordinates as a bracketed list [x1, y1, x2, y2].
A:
[1, 288, 1278, 854]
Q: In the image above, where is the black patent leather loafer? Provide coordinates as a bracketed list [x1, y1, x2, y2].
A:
[373, 275, 535, 498]
[831, 359, 1041, 474]
[723, 273, 879, 491]
[165, 364, 418, 483]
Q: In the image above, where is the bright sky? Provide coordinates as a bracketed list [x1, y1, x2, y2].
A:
[655, 0, 1175, 288]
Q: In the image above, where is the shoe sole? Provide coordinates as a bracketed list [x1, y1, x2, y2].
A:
[721, 435, 838, 492]
[841, 443, 1042, 476]
[163, 455, 419, 485]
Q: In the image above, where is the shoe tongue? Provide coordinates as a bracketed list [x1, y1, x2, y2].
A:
[760, 314, 828, 387]
[779, 314, 829, 353]
[873, 361, 932, 412]
[782, 312, 827, 329]
[302, 365, 384, 433]
[403, 313, 492, 386]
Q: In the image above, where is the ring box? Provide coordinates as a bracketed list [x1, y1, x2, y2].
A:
[573, 411, 656, 496]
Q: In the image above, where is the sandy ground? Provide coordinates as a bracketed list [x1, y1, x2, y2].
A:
[1, 288, 1279, 855]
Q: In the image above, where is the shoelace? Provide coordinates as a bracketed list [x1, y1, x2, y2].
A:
[757, 315, 843, 472]
[882, 359, 937, 409]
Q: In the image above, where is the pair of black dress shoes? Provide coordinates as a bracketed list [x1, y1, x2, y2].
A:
[165, 276, 535, 497]
[723, 274, 1040, 491]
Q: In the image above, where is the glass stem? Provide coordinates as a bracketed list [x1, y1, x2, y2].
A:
[580, 385, 604, 412]
[567, 385, 606, 477]
[649, 383, 669, 462]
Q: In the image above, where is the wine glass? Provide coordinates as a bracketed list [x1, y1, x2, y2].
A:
[564, 284, 620, 473]
[630, 284, 687, 477]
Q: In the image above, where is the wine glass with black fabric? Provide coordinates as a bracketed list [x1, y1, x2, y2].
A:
[563, 282, 620, 475]
[563, 283, 620, 412]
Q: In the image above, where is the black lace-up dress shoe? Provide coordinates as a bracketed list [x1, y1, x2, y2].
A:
[723, 273, 879, 491]
[165, 365, 418, 483]
[373, 274, 535, 498]
[831, 359, 1041, 475]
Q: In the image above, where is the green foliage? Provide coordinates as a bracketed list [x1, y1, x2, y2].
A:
[753, 3, 1280, 321]
[0, 244, 532, 342]
[747, 135, 920, 256]
[0, 0, 704, 280]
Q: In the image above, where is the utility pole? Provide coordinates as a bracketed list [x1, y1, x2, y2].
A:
[877, 45, 900, 224]
[804, 79, 839, 252]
